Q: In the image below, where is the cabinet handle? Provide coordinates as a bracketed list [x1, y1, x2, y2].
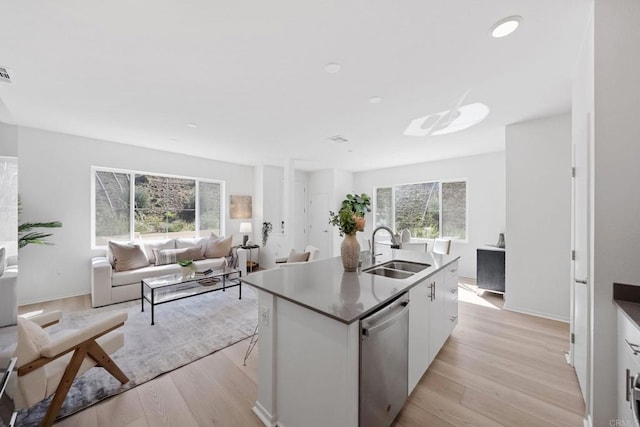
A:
[626, 339, 640, 356]
[433, 282, 436, 300]
[429, 282, 435, 301]
[450, 315, 457, 322]
[450, 268, 457, 273]
[450, 288, 457, 294]
[628, 368, 632, 402]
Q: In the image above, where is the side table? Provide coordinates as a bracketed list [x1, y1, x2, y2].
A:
[241, 244, 260, 273]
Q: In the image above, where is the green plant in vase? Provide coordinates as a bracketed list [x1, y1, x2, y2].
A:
[329, 193, 371, 271]
[177, 259, 196, 280]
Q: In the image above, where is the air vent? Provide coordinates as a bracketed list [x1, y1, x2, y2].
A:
[0, 67, 11, 83]
[327, 135, 349, 144]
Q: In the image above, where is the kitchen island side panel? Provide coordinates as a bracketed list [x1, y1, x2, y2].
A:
[275, 295, 359, 427]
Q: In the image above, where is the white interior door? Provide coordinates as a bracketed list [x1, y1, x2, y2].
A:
[571, 112, 590, 404]
[309, 193, 330, 259]
[293, 181, 306, 251]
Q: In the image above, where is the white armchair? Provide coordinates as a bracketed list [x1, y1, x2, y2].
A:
[0, 254, 18, 327]
[275, 245, 321, 265]
[10, 310, 129, 426]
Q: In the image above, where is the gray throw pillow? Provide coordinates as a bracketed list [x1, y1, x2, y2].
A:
[109, 241, 149, 272]
[154, 247, 204, 266]
[204, 235, 232, 258]
[287, 250, 310, 263]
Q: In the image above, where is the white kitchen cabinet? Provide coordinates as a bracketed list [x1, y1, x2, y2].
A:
[617, 309, 640, 425]
[428, 270, 447, 363]
[408, 277, 430, 394]
[444, 260, 459, 335]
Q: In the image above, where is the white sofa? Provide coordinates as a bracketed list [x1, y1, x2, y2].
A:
[91, 238, 247, 307]
[0, 254, 18, 327]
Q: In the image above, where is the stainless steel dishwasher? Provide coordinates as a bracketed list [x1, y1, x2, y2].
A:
[360, 293, 410, 427]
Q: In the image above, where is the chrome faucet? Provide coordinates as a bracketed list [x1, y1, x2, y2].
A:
[371, 226, 401, 263]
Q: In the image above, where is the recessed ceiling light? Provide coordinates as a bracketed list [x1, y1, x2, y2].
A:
[369, 96, 382, 104]
[324, 63, 341, 74]
[490, 16, 522, 38]
[187, 123, 198, 128]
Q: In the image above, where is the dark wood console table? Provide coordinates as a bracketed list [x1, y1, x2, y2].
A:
[476, 247, 505, 294]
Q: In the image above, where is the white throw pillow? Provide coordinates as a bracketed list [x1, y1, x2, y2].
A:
[142, 239, 175, 265]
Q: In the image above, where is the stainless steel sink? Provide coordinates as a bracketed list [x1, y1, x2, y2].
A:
[365, 268, 413, 279]
[377, 260, 430, 273]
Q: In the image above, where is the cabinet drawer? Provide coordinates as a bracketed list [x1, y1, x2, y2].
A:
[445, 261, 458, 282]
[619, 309, 640, 359]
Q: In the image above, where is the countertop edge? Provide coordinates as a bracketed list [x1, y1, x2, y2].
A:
[613, 282, 640, 331]
[242, 254, 461, 325]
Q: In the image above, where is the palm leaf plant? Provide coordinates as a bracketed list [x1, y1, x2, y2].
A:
[18, 200, 62, 249]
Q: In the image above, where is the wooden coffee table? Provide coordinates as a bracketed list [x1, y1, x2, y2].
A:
[141, 266, 241, 325]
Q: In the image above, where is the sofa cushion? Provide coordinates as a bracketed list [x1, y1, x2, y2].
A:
[112, 257, 227, 287]
[153, 247, 204, 266]
[204, 235, 232, 258]
[108, 241, 149, 272]
[142, 239, 175, 265]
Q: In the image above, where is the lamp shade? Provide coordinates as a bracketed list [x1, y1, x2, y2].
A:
[239, 222, 252, 233]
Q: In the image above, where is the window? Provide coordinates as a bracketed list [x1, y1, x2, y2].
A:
[0, 157, 18, 255]
[374, 180, 467, 240]
[93, 168, 223, 246]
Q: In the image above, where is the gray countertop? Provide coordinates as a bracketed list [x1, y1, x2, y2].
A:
[614, 282, 640, 331]
[240, 248, 459, 324]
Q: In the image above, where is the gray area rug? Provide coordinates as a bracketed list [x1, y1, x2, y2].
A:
[0, 284, 257, 426]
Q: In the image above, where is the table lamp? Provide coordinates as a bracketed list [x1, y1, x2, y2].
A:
[239, 222, 252, 246]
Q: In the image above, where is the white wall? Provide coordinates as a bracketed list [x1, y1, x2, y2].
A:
[504, 114, 572, 322]
[354, 151, 505, 278]
[0, 122, 18, 157]
[589, 0, 640, 424]
[17, 126, 253, 304]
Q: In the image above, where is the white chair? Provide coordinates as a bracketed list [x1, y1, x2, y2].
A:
[275, 245, 321, 264]
[0, 253, 18, 327]
[433, 238, 451, 255]
[9, 310, 129, 426]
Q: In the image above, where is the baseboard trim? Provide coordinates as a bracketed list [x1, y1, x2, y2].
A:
[583, 414, 592, 427]
[502, 303, 570, 323]
[18, 292, 91, 307]
[253, 402, 277, 427]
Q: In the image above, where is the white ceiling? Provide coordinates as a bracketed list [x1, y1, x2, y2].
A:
[0, 1, 590, 172]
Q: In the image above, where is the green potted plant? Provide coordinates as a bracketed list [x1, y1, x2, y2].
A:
[329, 193, 371, 271]
[177, 259, 196, 280]
[18, 200, 62, 249]
[262, 222, 273, 247]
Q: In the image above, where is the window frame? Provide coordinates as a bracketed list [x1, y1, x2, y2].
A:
[91, 166, 225, 248]
[373, 177, 468, 243]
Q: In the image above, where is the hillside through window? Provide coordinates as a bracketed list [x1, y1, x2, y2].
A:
[375, 180, 467, 240]
[93, 168, 223, 246]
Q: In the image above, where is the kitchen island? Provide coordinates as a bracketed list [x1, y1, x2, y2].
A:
[241, 248, 459, 427]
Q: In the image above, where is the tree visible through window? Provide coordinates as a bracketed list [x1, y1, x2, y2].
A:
[93, 169, 222, 246]
[375, 180, 467, 240]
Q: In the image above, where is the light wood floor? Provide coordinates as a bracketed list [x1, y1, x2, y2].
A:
[19, 278, 585, 426]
